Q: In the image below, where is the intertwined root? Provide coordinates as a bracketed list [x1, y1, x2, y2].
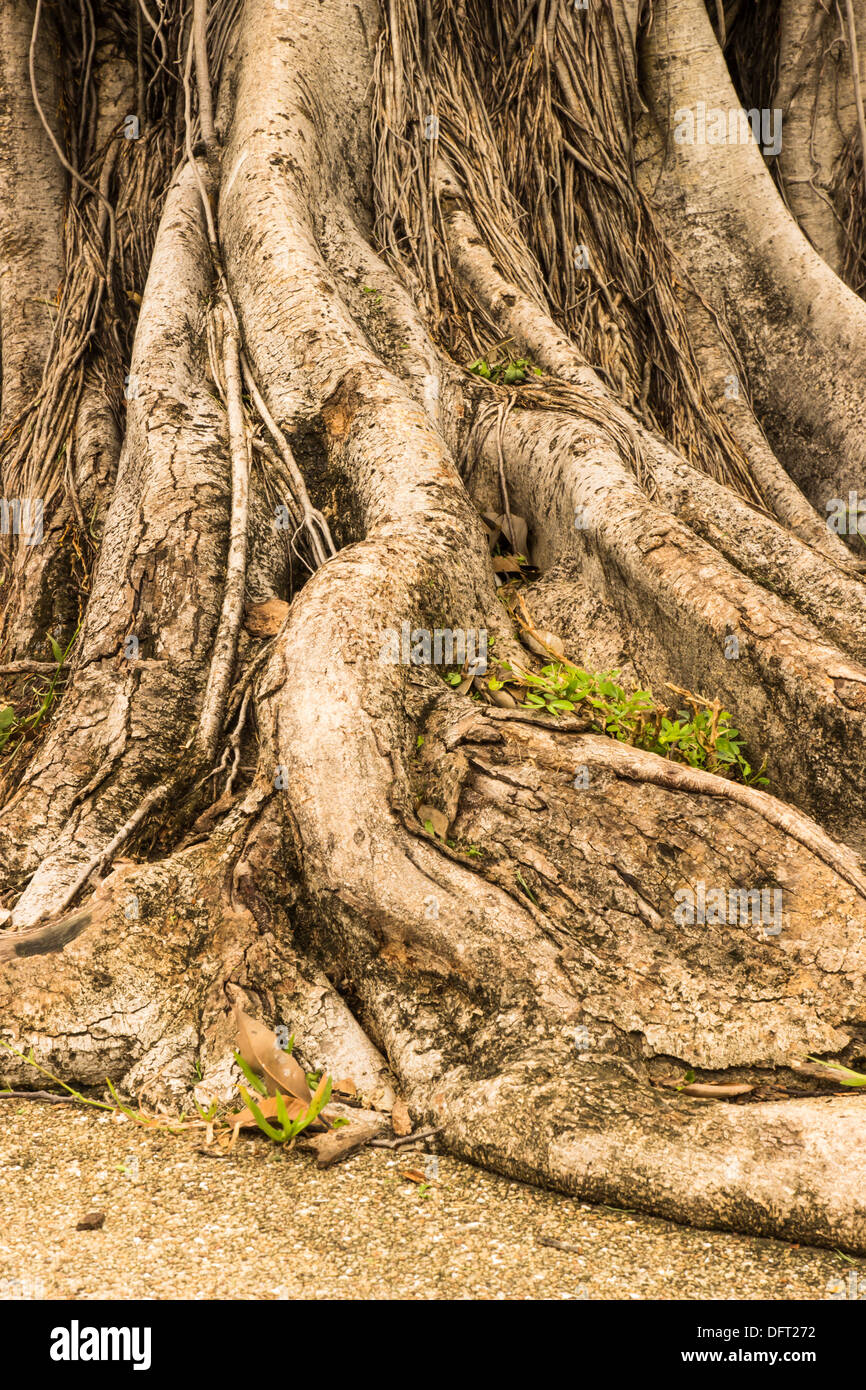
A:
[3, 0, 866, 1254]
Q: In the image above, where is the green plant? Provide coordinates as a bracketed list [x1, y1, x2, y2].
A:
[238, 1075, 333, 1144]
[804, 1057, 866, 1087]
[468, 348, 542, 385]
[502, 660, 768, 785]
[0, 1040, 188, 1131]
[233, 1051, 268, 1096]
[0, 624, 80, 755]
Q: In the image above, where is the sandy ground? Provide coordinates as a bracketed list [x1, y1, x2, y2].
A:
[0, 1100, 862, 1301]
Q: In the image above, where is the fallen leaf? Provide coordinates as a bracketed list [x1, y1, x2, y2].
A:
[521, 629, 566, 659]
[537, 1236, 582, 1253]
[481, 511, 529, 557]
[244, 598, 290, 637]
[417, 804, 449, 838]
[225, 1093, 309, 1132]
[400, 1169, 428, 1184]
[233, 1004, 312, 1103]
[391, 1097, 412, 1136]
[496, 512, 529, 556]
[679, 1083, 754, 1098]
[333, 1078, 357, 1097]
[492, 555, 523, 573]
[790, 1059, 866, 1087]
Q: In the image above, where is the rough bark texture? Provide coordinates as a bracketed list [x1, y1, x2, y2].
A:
[2, 0, 866, 1255]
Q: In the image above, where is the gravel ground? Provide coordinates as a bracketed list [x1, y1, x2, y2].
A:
[0, 1101, 861, 1301]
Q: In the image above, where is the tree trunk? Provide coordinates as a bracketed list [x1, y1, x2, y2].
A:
[2, 0, 866, 1254]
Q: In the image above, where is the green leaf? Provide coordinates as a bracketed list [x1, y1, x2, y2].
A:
[233, 1051, 268, 1095]
[238, 1085, 283, 1141]
[805, 1057, 866, 1087]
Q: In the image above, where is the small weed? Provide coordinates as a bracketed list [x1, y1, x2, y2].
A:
[236, 1077, 332, 1144]
[804, 1057, 866, 1087]
[469, 351, 542, 385]
[0, 624, 80, 757]
[500, 660, 768, 786]
[515, 869, 537, 904]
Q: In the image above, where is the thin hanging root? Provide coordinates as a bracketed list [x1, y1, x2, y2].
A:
[372, 0, 763, 502]
[29, 0, 117, 271]
[844, 0, 866, 205]
[571, 734, 866, 904]
[239, 355, 336, 566]
[33, 779, 175, 925]
[4, 1, 317, 922]
[196, 307, 251, 761]
[224, 684, 252, 796]
[187, 0, 334, 571]
[193, 0, 218, 155]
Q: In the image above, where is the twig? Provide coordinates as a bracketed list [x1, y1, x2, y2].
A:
[0, 661, 56, 675]
[368, 1126, 443, 1149]
[0, 1090, 81, 1105]
[33, 779, 172, 923]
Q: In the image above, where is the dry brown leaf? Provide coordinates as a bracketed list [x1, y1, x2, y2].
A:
[680, 1083, 754, 1098]
[391, 1097, 412, 1136]
[334, 1077, 357, 1097]
[301, 1104, 388, 1167]
[233, 1003, 312, 1102]
[790, 1060, 854, 1085]
[244, 598, 290, 637]
[492, 555, 523, 573]
[521, 629, 566, 659]
[417, 804, 449, 838]
[487, 687, 518, 708]
[226, 1094, 309, 1127]
[400, 1169, 429, 1184]
[495, 512, 529, 556]
[481, 511, 529, 557]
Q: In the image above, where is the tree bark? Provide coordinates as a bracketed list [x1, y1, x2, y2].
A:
[2, 0, 866, 1255]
